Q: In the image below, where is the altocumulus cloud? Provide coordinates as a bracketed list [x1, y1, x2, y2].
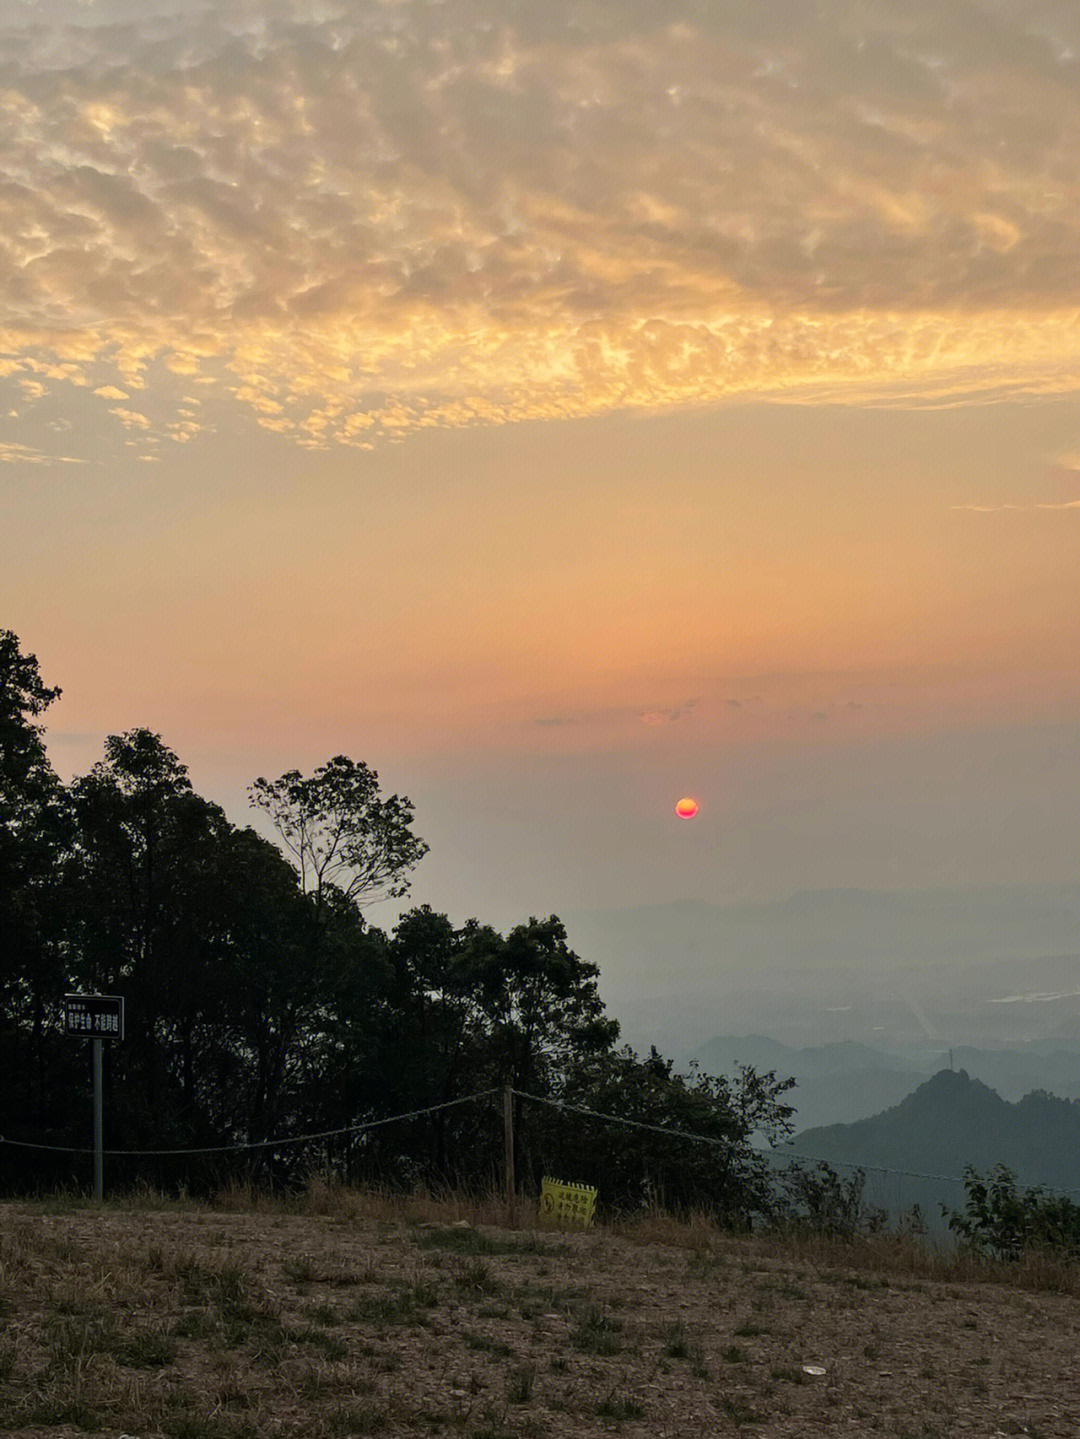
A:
[5, 0, 1080, 450]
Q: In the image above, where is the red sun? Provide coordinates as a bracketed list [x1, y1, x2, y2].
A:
[675, 797, 699, 819]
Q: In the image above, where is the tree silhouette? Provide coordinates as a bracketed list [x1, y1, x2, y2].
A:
[249, 756, 428, 912]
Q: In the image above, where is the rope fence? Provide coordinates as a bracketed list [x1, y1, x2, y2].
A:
[508, 1088, 1080, 1202]
[0, 1089, 500, 1157]
[6, 1082, 1080, 1207]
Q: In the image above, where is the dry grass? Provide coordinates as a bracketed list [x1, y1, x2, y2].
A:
[1, 1183, 1078, 1437]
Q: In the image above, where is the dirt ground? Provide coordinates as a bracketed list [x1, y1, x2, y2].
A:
[1, 1197, 1078, 1438]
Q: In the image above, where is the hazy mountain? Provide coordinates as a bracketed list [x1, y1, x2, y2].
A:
[941, 1047, 1080, 1103]
[692, 1036, 916, 1078]
[775, 1070, 1080, 1233]
[565, 885, 1080, 1056]
[777, 1069, 927, 1131]
[687, 1035, 1080, 1131]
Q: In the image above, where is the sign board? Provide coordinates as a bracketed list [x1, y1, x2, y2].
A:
[539, 1175, 597, 1228]
[64, 994, 125, 1041]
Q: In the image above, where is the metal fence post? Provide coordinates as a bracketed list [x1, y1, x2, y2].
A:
[503, 1084, 515, 1225]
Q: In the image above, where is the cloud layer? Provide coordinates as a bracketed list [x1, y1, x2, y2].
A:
[5, 0, 1080, 448]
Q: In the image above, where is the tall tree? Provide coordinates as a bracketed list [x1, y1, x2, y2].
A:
[457, 915, 620, 1191]
[0, 629, 61, 802]
[467, 915, 619, 1094]
[69, 730, 193, 991]
[249, 756, 428, 913]
[374, 906, 486, 1181]
[0, 630, 71, 1131]
[67, 730, 329, 1161]
[68, 731, 210, 1143]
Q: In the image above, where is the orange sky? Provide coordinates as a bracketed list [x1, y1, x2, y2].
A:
[4, 0, 1080, 928]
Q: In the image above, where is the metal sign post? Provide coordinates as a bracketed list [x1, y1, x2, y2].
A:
[503, 1084, 515, 1226]
[64, 995, 125, 1202]
[93, 1038, 104, 1201]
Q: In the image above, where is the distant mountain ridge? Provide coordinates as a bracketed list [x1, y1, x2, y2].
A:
[693, 1035, 917, 1079]
[689, 1034, 1080, 1131]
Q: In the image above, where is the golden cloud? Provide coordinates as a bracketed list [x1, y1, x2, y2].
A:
[4, 0, 1080, 449]
[0, 440, 84, 465]
[108, 406, 153, 430]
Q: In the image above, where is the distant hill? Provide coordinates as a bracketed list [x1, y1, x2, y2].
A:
[693, 1035, 916, 1078]
[689, 1035, 921, 1129]
[942, 1046, 1080, 1104]
[775, 1070, 1080, 1232]
[688, 1035, 1080, 1131]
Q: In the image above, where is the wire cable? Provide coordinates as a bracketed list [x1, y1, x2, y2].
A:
[512, 1087, 1080, 1200]
[0, 1089, 499, 1158]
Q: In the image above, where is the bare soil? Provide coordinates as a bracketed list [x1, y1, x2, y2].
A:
[1, 1194, 1078, 1438]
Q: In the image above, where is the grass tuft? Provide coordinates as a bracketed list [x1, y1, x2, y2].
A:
[327, 1402, 390, 1435]
[596, 1393, 645, 1421]
[569, 1305, 623, 1355]
[506, 1364, 536, 1403]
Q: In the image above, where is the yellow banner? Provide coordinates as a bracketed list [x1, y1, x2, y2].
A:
[539, 1176, 597, 1228]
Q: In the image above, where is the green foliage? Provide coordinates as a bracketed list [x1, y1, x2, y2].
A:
[524, 1044, 796, 1227]
[943, 1164, 1080, 1259]
[769, 1159, 887, 1241]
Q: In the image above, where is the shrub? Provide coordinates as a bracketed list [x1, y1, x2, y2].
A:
[942, 1165, 1080, 1260]
[769, 1160, 886, 1241]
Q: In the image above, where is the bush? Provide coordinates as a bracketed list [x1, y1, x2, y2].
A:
[768, 1159, 886, 1241]
[942, 1164, 1080, 1260]
[524, 1047, 797, 1228]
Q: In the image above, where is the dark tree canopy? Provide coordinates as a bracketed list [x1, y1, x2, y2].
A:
[0, 631, 70, 1094]
[0, 628, 61, 800]
[0, 629, 66, 873]
[69, 730, 196, 989]
[86, 729, 193, 801]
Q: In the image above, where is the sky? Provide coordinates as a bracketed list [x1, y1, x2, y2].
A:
[4, 0, 1080, 970]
